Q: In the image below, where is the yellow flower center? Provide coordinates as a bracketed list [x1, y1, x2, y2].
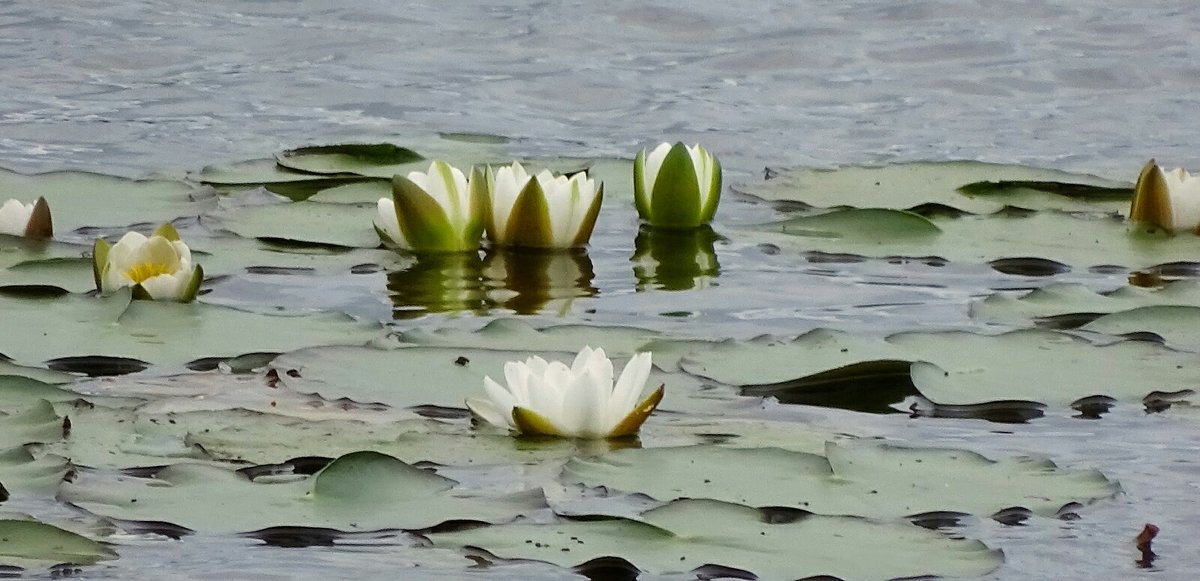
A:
[124, 261, 174, 284]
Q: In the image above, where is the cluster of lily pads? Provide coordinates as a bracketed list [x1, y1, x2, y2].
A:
[5, 141, 1198, 578]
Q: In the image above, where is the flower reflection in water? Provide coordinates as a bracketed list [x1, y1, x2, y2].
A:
[386, 249, 597, 318]
[386, 252, 490, 319]
[483, 248, 597, 315]
[631, 224, 721, 291]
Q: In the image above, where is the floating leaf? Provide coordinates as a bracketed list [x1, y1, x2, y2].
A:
[1080, 305, 1200, 352]
[217, 201, 382, 248]
[738, 161, 1130, 213]
[561, 441, 1116, 519]
[275, 144, 424, 178]
[61, 451, 544, 534]
[0, 519, 115, 570]
[429, 498, 1001, 581]
[973, 281, 1200, 326]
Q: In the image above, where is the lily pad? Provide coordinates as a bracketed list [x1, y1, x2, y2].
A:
[192, 158, 384, 201]
[0, 292, 382, 371]
[1080, 305, 1200, 352]
[61, 451, 544, 534]
[216, 201, 382, 248]
[0, 519, 116, 569]
[0, 167, 215, 233]
[275, 144, 424, 178]
[738, 161, 1131, 213]
[561, 441, 1116, 519]
[429, 498, 1001, 580]
[747, 208, 1200, 272]
[971, 281, 1200, 326]
[394, 319, 664, 357]
[2, 256, 94, 294]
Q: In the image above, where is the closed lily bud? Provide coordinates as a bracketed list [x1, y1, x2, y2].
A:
[1130, 159, 1200, 233]
[0, 197, 53, 240]
[634, 142, 721, 229]
[373, 160, 487, 253]
[485, 162, 603, 249]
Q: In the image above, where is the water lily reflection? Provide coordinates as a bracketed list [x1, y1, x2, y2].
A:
[631, 225, 721, 291]
[483, 249, 597, 315]
[386, 252, 490, 319]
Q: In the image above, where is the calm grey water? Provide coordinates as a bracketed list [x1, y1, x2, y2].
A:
[3, 1, 1200, 579]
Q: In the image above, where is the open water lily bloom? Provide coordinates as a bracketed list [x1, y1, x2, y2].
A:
[0, 197, 53, 239]
[485, 162, 603, 249]
[634, 142, 721, 229]
[466, 346, 662, 439]
[1129, 159, 1200, 233]
[374, 160, 487, 253]
[93, 224, 203, 302]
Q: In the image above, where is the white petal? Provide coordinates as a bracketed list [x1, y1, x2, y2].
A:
[1164, 167, 1200, 231]
[503, 360, 534, 407]
[373, 197, 409, 248]
[608, 352, 653, 424]
[0, 199, 33, 236]
[137, 270, 188, 300]
[465, 396, 510, 430]
[642, 142, 672, 194]
[482, 376, 518, 429]
[107, 232, 150, 273]
[489, 163, 530, 241]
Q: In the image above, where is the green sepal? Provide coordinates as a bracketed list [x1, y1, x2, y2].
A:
[502, 177, 554, 248]
[23, 197, 53, 240]
[570, 181, 604, 248]
[698, 152, 722, 224]
[130, 284, 154, 301]
[464, 165, 489, 246]
[91, 238, 111, 292]
[511, 406, 565, 437]
[648, 142, 703, 229]
[152, 223, 181, 241]
[391, 174, 463, 253]
[633, 149, 652, 220]
[608, 384, 664, 438]
[1129, 159, 1172, 231]
[180, 264, 204, 303]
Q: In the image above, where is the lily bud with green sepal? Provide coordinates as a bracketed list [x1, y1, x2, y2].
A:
[466, 346, 662, 439]
[634, 142, 722, 229]
[373, 160, 487, 253]
[485, 162, 603, 249]
[1129, 159, 1200, 233]
[0, 197, 53, 240]
[92, 224, 203, 302]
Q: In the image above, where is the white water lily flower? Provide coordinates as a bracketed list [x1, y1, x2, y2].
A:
[93, 224, 203, 302]
[485, 162, 603, 249]
[634, 142, 722, 229]
[373, 160, 487, 253]
[0, 197, 53, 239]
[1130, 159, 1200, 233]
[466, 346, 662, 439]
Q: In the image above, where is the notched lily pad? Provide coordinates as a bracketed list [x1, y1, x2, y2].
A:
[429, 498, 1002, 581]
[217, 201, 382, 248]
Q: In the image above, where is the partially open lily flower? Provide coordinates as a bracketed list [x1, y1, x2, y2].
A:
[373, 160, 487, 253]
[93, 224, 204, 302]
[485, 162, 603, 249]
[1129, 159, 1200, 233]
[466, 346, 662, 439]
[0, 197, 53, 239]
[634, 142, 722, 229]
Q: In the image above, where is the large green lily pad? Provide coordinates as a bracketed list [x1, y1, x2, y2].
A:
[275, 144, 424, 178]
[0, 519, 116, 570]
[429, 498, 1002, 580]
[0, 400, 70, 496]
[738, 161, 1131, 213]
[60, 451, 544, 534]
[972, 281, 1200, 326]
[0, 292, 382, 370]
[216, 201, 382, 248]
[561, 441, 1115, 519]
[394, 318, 665, 357]
[0, 167, 216, 233]
[1079, 305, 1200, 352]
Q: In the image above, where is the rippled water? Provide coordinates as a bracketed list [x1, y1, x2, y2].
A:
[4, 1, 1200, 579]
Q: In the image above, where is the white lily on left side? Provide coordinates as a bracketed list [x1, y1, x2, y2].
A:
[485, 162, 603, 249]
[1129, 159, 1200, 233]
[373, 160, 488, 253]
[93, 224, 204, 302]
[0, 197, 53, 239]
[466, 346, 662, 439]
